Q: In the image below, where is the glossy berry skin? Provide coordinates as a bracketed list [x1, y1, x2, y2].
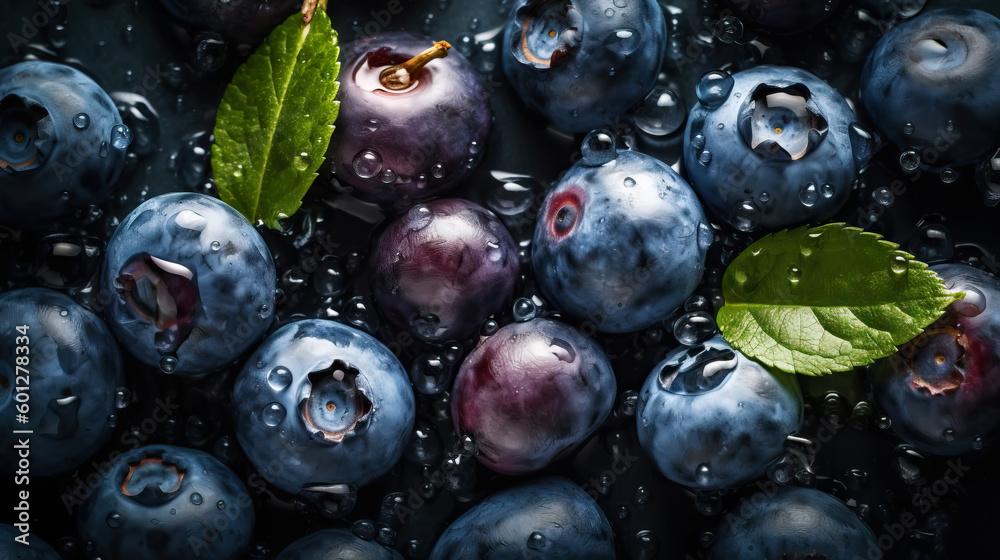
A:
[156, 0, 301, 44]
[0, 288, 124, 477]
[0, 524, 60, 559]
[369, 199, 520, 343]
[683, 66, 865, 231]
[101, 193, 276, 375]
[0, 61, 128, 229]
[637, 335, 803, 490]
[718, 0, 843, 34]
[532, 147, 711, 333]
[429, 476, 615, 559]
[501, 0, 666, 133]
[276, 529, 404, 560]
[708, 486, 877, 560]
[872, 264, 1000, 455]
[451, 318, 615, 475]
[861, 8, 1000, 167]
[328, 32, 492, 208]
[232, 319, 415, 493]
[77, 444, 254, 560]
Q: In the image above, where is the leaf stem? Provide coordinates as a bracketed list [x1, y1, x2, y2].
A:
[378, 41, 452, 91]
[302, 0, 328, 24]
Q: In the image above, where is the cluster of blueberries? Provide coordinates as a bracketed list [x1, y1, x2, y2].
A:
[2, 0, 1000, 559]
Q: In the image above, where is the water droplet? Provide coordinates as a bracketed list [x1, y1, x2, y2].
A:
[581, 129, 617, 166]
[216, 500, 226, 510]
[107, 513, 123, 528]
[731, 200, 760, 232]
[604, 7, 615, 17]
[527, 532, 546, 550]
[903, 122, 914, 135]
[758, 191, 771, 203]
[713, 16, 744, 44]
[672, 312, 716, 345]
[267, 366, 292, 391]
[258, 303, 270, 319]
[380, 168, 396, 184]
[890, 255, 908, 274]
[99, 142, 109, 158]
[293, 152, 310, 171]
[73, 113, 90, 130]
[695, 71, 735, 109]
[431, 163, 445, 179]
[799, 183, 818, 207]
[353, 149, 383, 179]
[697, 222, 715, 251]
[210, 241, 221, 252]
[893, 444, 926, 484]
[190, 493, 203, 505]
[942, 428, 956, 442]
[973, 436, 984, 450]
[513, 298, 536, 322]
[820, 184, 835, 198]
[698, 150, 712, 165]
[604, 28, 641, 56]
[849, 123, 881, 169]
[900, 150, 920, 171]
[623, 176, 636, 188]
[877, 416, 892, 430]
[695, 463, 712, 485]
[262, 403, 286, 427]
[787, 266, 802, 283]
[635, 86, 685, 136]
[409, 205, 433, 231]
[111, 124, 133, 150]
[941, 168, 959, 183]
[873, 186, 894, 206]
[159, 355, 178, 374]
[114, 387, 131, 409]
[691, 133, 706, 150]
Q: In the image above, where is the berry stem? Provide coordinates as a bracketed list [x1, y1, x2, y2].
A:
[378, 41, 452, 91]
[301, 0, 328, 24]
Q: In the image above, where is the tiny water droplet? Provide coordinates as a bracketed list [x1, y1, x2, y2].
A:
[114, 387, 131, 409]
[216, 500, 226, 510]
[431, 163, 445, 179]
[527, 532, 546, 550]
[635, 86, 685, 136]
[267, 366, 292, 391]
[941, 168, 959, 183]
[890, 255, 908, 274]
[513, 298, 536, 322]
[73, 113, 90, 130]
[111, 124, 133, 150]
[380, 168, 396, 184]
[623, 177, 636, 188]
[604, 7, 615, 16]
[695, 463, 712, 485]
[190, 493, 203, 505]
[159, 355, 178, 374]
[874, 186, 894, 206]
[695, 71, 735, 109]
[900, 150, 920, 171]
[799, 183, 818, 207]
[603, 28, 641, 56]
[210, 241, 221, 251]
[293, 152, 310, 171]
[353, 149, 383, 179]
[973, 436, 984, 450]
[698, 150, 712, 165]
[107, 513, 123, 528]
[759, 191, 771, 203]
[787, 266, 802, 283]
[99, 142, 109, 158]
[731, 200, 760, 232]
[262, 403, 286, 427]
[903, 122, 914, 135]
[942, 428, 956, 442]
[581, 129, 617, 166]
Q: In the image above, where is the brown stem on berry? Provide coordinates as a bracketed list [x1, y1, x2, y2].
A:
[302, 0, 328, 24]
[378, 41, 452, 91]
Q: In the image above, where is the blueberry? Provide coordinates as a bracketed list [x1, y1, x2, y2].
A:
[101, 192, 276, 375]
[532, 140, 712, 333]
[717, 0, 844, 34]
[683, 66, 869, 231]
[708, 485, 877, 559]
[872, 263, 1000, 455]
[0, 288, 124, 477]
[429, 476, 615, 559]
[369, 199, 520, 343]
[451, 317, 615, 475]
[501, 0, 666, 132]
[156, 0, 301, 44]
[0, 61, 129, 229]
[636, 334, 803, 489]
[77, 444, 254, 560]
[232, 319, 415, 493]
[860, 8, 1000, 167]
[0, 524, 60, 559]
[328, 32, 492, 208]
[276, 528, 403, 560]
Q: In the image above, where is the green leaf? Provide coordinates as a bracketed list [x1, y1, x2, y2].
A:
[212, 9, 340, 229]
[717, 223, 963, 376]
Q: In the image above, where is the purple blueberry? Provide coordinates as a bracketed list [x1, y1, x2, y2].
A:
[532, 140, 712, 333]
[232, 319, 415, 493]
[501, 0, 666, 132]
[429, 476, 615, 559]
[872, 263, 1000, 455]
[77, 444, 254, 560]
[156, 0, 301, 43]
[861, 8, 1000, 167]
[327, 32, 492, 208]
[369, 199, 520, 343]
[0, 61, 129, 229]
[708, 486, 877, 559]
[0, 288, 124, 477]
[451, 318, 615, 475]
[276, 528, 403, 560]
[101, 192, 276, 375]
[636, 335, 803, 490]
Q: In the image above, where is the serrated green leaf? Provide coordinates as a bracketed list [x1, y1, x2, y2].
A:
[717, 223, 963, 376]
[212, 9, 340, 229]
